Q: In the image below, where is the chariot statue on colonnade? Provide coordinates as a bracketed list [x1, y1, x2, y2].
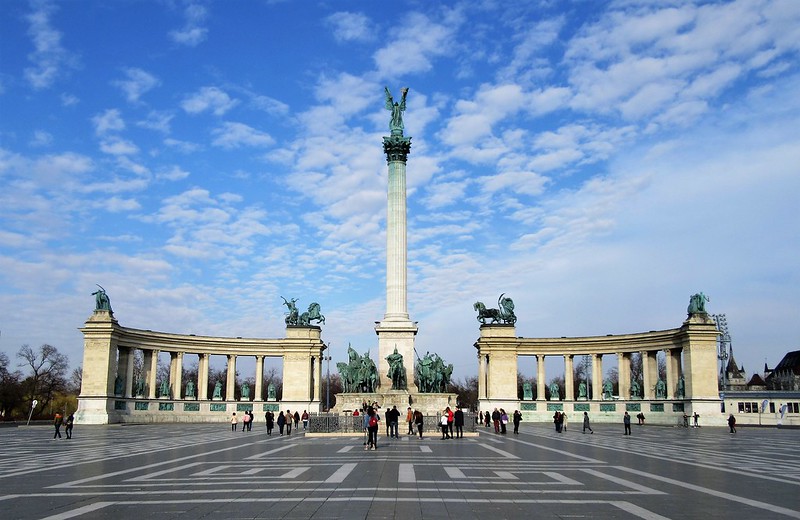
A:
[473, 293, 517, 325]
[282, 296, 325, 326]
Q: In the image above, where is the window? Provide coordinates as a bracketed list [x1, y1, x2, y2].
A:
[769, 402, 775, 413]
[744, 402, 752, 413]
[738, 402, 745, 413]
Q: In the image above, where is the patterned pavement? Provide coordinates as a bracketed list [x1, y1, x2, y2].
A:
[0, 421, 798, 519]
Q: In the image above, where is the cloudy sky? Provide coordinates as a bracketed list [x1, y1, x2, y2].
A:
[1, 0, 798, 385]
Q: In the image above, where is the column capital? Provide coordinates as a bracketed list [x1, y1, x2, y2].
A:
[383, 135, 412, 163]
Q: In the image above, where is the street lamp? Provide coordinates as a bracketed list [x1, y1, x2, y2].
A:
[712, 314, 731, 390]
[322, 343, 332, 412]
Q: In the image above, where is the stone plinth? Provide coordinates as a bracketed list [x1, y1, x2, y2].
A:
[333, 391, 458, 416]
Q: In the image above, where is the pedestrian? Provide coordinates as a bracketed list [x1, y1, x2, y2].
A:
[241, 411, 250, 432]
[406, 406, 414, 435]
[728, 413, 736, 433]
[693, 412, 700, 428]
[637, 412, 645, 425]
[388, 405, 400, 438]
[277, 411, 286, 435]
[499, 408, 508, 434]
[562, 412, 568, 432]
[265, 411, 274, 435]
[454, 407, 465, 438]
[512, 410, 521, 434]
[367, 408, 380, 450]
[582, 411, 593, 434]
[553, 411, 560, 433]
[492, 408, 500, 433]
[302, 410, 309, 431]
[248, 411, 254, 431]
[623, 411, 632, 435]
[285, 410, 293, 435]
[440, 410, 449, 439]
[414, 409, 424, 438]
[230, 412, 238, 432]
[53, 413, 63, 439]
[293, 411, 300, 431]
[446, 406, 455, 439]
[683, 413, 689, 427]
[484, 410, 490, 428]
[65, 413, 74, 439]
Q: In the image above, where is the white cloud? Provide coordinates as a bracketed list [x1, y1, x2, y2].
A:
[181, 87, 238, 116]
[327, 11, 373, 43]
[136, 111, 173, 134]
[211, 122, 273, 149]
[23, 0, 76, 89]
[102, 196, 141, 212]
[373, 12, 458, 77]
[157, 165, 190, 181]
[30, 130, 53, 147]
[169, 3, 208, 47]
[164, 138, 201, 153]
[100, 137, 139, 156]
[113, 68, 160, 103]
[92, 109, 125, 136]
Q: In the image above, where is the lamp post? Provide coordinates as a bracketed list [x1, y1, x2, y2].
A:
[712, 314, 730, 390]
[323, 343, 332, 412]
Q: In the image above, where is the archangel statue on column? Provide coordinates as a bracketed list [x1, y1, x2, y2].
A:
[385, 87, 409, 136]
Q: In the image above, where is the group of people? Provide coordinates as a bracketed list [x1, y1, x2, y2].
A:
[481, 408, 522, 434]
[438, 406, 466, 439]
[232, 409, 310, 435]
[53, 412, 74, 439]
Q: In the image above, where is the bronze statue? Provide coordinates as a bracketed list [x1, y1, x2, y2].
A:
[92, 284, 112, 312]
[687, 292, 709, 314]
[386, 347, 407, 390]
[384, 87, 409, 136]
[549, 382, 560, 401]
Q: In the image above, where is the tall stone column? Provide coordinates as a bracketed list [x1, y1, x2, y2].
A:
[255, 356, 264, 401]
[198, 353, 209, 400]
[564, 355, 574, 401]
[147, 350, 159, 400]
[76, 310, 119, 424]
[478, 353, 486, 399]
[170, 352, 183, 399]
[536, 355, 546, 401]
[666, 348, 680, 399]
[591, 354, 603, 400]
[376, 133, 418, 391]
[618, 352, 630, 400]
[226, 355, 237, 401]
[643, 351, 657, 399]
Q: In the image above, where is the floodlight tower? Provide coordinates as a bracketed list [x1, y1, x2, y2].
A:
[712, 314, 731, 389]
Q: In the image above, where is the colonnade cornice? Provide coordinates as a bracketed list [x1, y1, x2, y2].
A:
[112, 325, 324, 356]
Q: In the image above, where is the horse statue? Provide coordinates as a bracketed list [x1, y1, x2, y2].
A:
[299, 302, 325, 326]
[336, 361, 354, 393]
[473, 301, 500, 324]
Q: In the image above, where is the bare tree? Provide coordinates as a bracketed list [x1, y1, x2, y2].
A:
[17, 344, 69, 415]
[0, 352, 23, 420]
[450, 375, 478, 411]
[68, 366, 82, 395]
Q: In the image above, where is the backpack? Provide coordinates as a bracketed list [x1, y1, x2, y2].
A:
[369, 415, 377, 427]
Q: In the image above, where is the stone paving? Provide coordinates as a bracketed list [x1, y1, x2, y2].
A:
[0, 421, 798, 519]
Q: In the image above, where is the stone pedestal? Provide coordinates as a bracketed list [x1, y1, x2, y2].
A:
[333, 391, 458, 416]
[375, 320, 418, 392]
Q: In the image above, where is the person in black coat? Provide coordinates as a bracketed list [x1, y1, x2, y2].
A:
[453, 407, 465, 438]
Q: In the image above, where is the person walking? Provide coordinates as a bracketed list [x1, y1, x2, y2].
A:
[406, 407, 414, 435]
[302, 410, 309, 431]
[248, 411, 254, 431]
[241, 411, 250, 432]
[512, 410, 522, 434]
[414, 409, 424, 439]
[454, 407, 465, 438]
[440, 410, 449, 439]
[293, 411, 300, 431]
[446, 407, 455, 439]
[562, 412, 568, 432]
[693, 412, 700, 428]
[623, 411, 632, 435]
[53, 413, 63, 439]
[492, 408, 500, 433]
[230, 412, 238, 432]
[728, 413, 736, 433]
[484, 411, 490, 428]
[367, 408, 380, 450]
[499, 409, 508, 434]
[277, 411, 286, 435]
[65, 413, 74, 439]
[387, 405, 400, 438]
[582, 411, 593, 434]
[265, 411, 274, 435]
[285, 410, 293, 435]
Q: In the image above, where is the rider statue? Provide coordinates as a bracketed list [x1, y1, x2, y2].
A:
[386, 347, 407, 391]
[282, 296, 299, 325]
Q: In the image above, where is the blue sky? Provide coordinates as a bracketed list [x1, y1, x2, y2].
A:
[1, 0, 798, 384]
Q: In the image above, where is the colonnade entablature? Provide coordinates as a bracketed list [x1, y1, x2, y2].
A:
[475, 313, 722, 424]
[77, 309, 326, 424]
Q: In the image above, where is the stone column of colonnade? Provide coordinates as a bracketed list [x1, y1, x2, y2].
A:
[116, 346, 135, 398]
[169, 351, 183, 399]
[591, 354, 603, 400]
[255, 356, 264, 402]
[666, 348, 681, 399]
[536, 355, 545, 401]
[564, 355, 574, 401]
[198, 353, 209, 400]
[618, 352, 630, 400]
[226, 355, 237, 401]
